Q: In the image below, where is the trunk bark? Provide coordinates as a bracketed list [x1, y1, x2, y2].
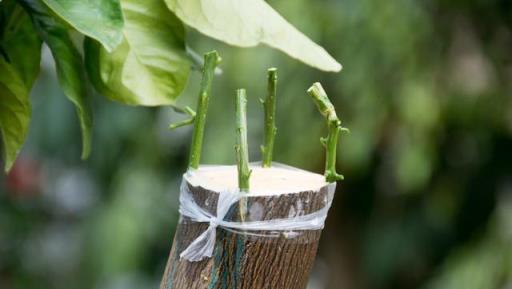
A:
[159, 178, 330, 289]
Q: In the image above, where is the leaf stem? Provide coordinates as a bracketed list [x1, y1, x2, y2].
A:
[307, 82, 348, 182]
[261, 68, 278, 168]
[169, 106, 196, 129]
[188, 50, 221, 170]
[235, 89, 251, 192]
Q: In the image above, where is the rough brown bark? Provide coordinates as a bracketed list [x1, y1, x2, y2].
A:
[159, 179, 330, 289]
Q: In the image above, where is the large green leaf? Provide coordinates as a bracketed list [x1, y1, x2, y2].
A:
[85, 0, 191, 106]
[164, 0, 342, 72]
[40, 0, 123, 52]
[0, 59, 31, 171]
[0, 0, 42, 171]
[0, 0, 42, 88]
[84, 38, 138, 102]
[20, 0, 93, 159]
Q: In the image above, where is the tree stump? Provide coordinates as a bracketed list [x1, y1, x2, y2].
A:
[159, 165, 333, 289]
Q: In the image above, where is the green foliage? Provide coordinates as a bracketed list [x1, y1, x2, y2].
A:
[84, 0, 190, 106]
[0, 0, 41, 171]
[0, 0, 339, 171]
[21, 0, 93, 159]
[0, 59, 32, 172]
[0, 0, 42, 87]
[41, 0, 124, 52]
[165, 0, 342, 72]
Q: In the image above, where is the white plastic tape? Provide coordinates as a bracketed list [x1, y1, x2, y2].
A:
[178, 164, 337, 262]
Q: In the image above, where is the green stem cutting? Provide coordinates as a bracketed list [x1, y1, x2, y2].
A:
[307, 82, 349, 182]
[188, 50, 221, 170]
[235, 88, 251, 192]
[261, 68, 277, 168]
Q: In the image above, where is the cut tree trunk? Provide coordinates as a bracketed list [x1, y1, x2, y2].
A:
[159, 167, 331, 289]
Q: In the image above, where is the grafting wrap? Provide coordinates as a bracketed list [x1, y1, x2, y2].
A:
[178, 164, 337, 262]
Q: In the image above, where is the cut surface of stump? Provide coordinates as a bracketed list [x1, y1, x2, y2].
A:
[159, 164, 333, 289]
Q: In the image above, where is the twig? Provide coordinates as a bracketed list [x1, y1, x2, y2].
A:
[307, 82, 349, 182]
[235, 89, 251, 191]
[188, 50, 221, 170]
[260, 68, 278, 168]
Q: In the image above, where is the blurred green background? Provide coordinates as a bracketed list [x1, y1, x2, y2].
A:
[1, 0, 512, 288]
